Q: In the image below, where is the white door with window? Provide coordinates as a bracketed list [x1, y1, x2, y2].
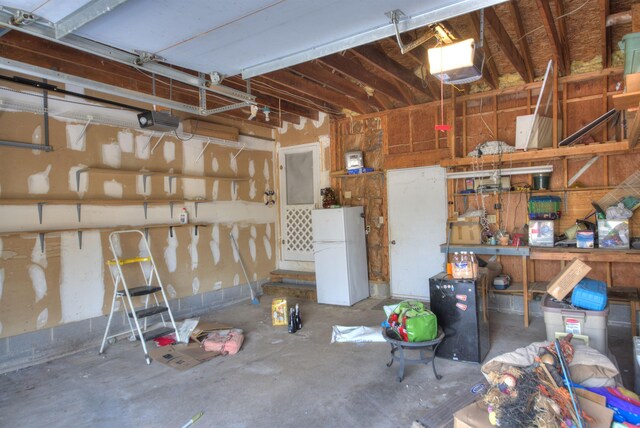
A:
[278, 144, 320, 264]
[387, 166, 447, 300]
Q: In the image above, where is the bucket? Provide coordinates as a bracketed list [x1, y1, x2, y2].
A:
[619, 32, 640, 75]
[532, 173, 551, 190]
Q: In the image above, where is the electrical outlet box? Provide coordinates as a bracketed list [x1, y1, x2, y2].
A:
[344, 191, 352, 199]
[487, 214, 497, 224]
[378, 216, 384, 225]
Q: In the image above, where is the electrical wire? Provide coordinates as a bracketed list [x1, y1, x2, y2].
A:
[30, 0, 53, 13]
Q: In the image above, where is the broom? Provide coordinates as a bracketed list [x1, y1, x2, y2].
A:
[229, 232, 259, 305]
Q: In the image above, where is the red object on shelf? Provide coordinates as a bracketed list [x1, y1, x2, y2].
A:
[435, 124, 452, 132]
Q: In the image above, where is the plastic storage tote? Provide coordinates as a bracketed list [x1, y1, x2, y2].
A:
[542, 294, 608, 355]
[571, 278, 607, 311]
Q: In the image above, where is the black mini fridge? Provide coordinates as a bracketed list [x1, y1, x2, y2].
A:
[429, 272, 490, 363]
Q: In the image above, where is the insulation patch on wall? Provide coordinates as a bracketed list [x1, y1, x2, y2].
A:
[229, 152, 238, 174]
[210, 224, 220, 265]
[117, 130, 134, 153]
[101, 143, 122, 168]
[211, 157, 219, 172]
[27, 165, 52, 194]
[163, 231, 178, 273]
[66, 124, 87, 151]
[192, 277, 200, 295]
[104, 180, 123, 198]
[163, 141, 175, 164]
[36, 308, 48, 329]
[189, 229, 199, 270]
[248, 160, 255, 177]
[212, 180, 219, 200]
[135, 134, 151, 160]
[59, 231, 104, 323]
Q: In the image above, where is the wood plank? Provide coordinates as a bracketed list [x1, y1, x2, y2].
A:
[350, 45, 433, 100]
[612, 91, 640, 110]
[290, 62, 382, 108]
[530, 248, 640, 263]
[555, 0, 572, 76]
[536, 0, 569, 75]
[629, 102, 640, 148]
[634, 3, 640, 32]
[484, 7, 530, 82]
[318, 54, 409, 105]
[262, 70, 370, 114]
[181, 119, 238, 141]
[508, 1, 535, 82]
[600, 0, 611, 68]
[383, 148, 450, 170]
[440, 140, 630, 167]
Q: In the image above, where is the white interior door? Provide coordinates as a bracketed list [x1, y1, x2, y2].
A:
[279, 144, 320, 262]
[387, 166, 447, 300]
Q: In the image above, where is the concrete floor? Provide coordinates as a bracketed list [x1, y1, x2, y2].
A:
[0, 298, 634, 428]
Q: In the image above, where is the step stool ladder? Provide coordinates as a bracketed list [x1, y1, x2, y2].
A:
[99, 230, 180, 364]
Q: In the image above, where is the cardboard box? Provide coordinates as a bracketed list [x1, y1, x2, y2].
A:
[546, 258, 592, 300]
[528, 220, 554, 247]
[454, 395, 612, 428]
[272, 298, 288, 326]
[181, 119, 239, 141]
[149, 343, 220, 371]
[190, 321, 232, 344]
[450, 221, 482, 245]
[515, 115, 561, 150]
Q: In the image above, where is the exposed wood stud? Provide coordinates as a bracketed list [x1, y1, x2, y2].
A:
[633, 3, 640, 32]
[484, 7, 530, 82]
[508, 1, 535, 82]
[600, 0, 611, 68]
[555, 0, 571, 75]
[536, 0, 569, 75]
[553, 63, 559, 147]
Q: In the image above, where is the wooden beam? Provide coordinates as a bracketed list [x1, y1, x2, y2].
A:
[536, 0, 569, 75]
[350, 45, 434, 100]
[440, 140, 630, 167]
[262, 70, 371, 114]
[634, 3, 640, 32]
[600, 0, 611, 68]
[469, 12, 499, 89]
[629, 103, 640, 148]
[484, 7, 530, 82]
[250, 76, 343, 116]
[317, 54, 409, 106]
[390, 33, 441, 99]
[612, 91, 640, 110]
[290, 62, 383, 108]
[555, 0, 572, 74]
[508, 1, 535, 82]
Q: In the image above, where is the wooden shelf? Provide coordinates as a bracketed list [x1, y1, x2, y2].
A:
[76, 167, 249, 192]
[440, 140, 631, 168]
[330, 170, 384, 178]
[490, 281, 548, 296]
[0, 198, 216, 223]
[530, 247, 640, 263]
[451, 186, 618, 197]
[440, 243, 530, 257]
[0, 223, 210, 251]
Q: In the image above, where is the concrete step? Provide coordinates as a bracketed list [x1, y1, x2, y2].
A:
[262, 281, 317, 302]
[270, 269, 316, 285]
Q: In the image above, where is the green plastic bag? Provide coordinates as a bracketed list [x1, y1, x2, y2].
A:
[404, 310, 437, 342]
[388, 301, 437, 342]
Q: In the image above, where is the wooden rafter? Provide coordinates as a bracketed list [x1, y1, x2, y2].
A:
[290, 62, 383, 109]
[469, 12, 499, 89]
[317, 54, 409, 106]
[508, 1, 535, 82]
[350, 45, 434, 100]
[555, 0, 572, 75]
[599, 0, 611, 68]
[251, 76, 344, 116]
[484, 7, 529, 82]
[536, 0, 569, 75]
[388, 33, 441, 99]
[262, 70, 371, 114]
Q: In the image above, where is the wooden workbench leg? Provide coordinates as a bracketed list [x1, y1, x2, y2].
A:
[523, 256, 529, 328]
[483, 274, 488, 323]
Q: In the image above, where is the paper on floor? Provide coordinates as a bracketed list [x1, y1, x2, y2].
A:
[331, 325, 385, 343]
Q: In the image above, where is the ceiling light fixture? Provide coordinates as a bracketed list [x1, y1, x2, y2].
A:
[428, 11, 485, 85]
[446, 165, 553, 180]
[262, 106, 271, 122]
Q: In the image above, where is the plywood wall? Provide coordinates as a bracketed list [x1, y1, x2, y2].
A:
[0, 101, 277, 338]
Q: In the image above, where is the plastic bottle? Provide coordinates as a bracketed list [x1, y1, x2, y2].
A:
[452, 252, 461, 278]
[179, 207, 189, 224]
[295, 304, 302, 330]
[460, 252, 470, 278]
[469, 251, 478, 279]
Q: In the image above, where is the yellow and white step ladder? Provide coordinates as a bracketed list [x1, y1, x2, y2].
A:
[99, 230, 180, 364]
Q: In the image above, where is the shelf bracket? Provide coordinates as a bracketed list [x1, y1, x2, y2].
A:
[77, 230, 83, 249]
[144, 228, 149, 241]
[232, 143, 246, 160]
[142, 131, 155, 153]
[73, 118, 92, 148]
[38, 233, 45, 253]
[169, 225, 174, 238]
[76, 203, 82, 222]
[142, 173, 152, 194]
[150, 132, 166, 154]
[37, 202, 45, 224]
[143, 202, 148, 219]
[194, 138, 211, 163]
[75, 168, 88, 192]
[169, 201, 175, 218]
[168, 176, 177, 194]
[194, 224, 199, 236]
[194, 201, 201, 217]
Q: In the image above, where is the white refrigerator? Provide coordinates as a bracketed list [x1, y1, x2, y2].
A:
[312, 207, 369, 306]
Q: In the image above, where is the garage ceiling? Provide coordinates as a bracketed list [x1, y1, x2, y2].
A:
[0, 0, 630, 127]
[1, 0, 505, 78]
